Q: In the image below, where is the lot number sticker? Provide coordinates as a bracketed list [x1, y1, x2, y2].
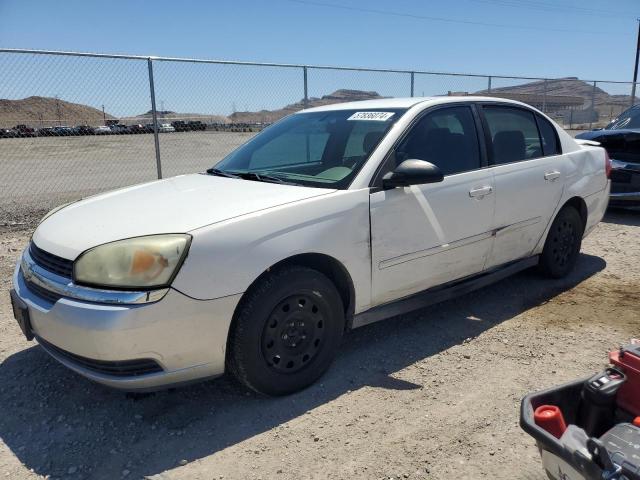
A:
[347, 111, 395, 121]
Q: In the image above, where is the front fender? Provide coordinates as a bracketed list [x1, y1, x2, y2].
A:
[172, 189, 372, 313]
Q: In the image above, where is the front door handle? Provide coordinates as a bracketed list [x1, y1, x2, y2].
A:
[544, 170, 561, 181]
[469, 186, 493, 198]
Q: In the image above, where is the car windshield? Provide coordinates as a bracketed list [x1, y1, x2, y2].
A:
[210, 108, 407, 189]
[605, 104, 640, 130]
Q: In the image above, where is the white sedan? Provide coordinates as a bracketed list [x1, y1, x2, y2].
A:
[10, 97, 610, 395]
[158, 123, 175, 133]
[93, 125, 111, 135]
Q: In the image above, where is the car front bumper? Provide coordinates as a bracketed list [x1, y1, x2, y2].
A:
[610, 160, 640, 206]
[12, 258, 242, 391]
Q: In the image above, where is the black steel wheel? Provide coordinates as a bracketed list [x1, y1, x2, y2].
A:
[227, 265, 344, 396]
[539, 206, 584, 278]
[261, 293, 328, 374]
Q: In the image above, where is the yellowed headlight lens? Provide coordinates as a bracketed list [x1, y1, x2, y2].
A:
[74, 234, 191, 288]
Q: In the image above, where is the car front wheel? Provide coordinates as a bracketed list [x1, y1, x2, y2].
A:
[226, 265, 345, 396]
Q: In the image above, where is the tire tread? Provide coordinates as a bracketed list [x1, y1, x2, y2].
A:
[226, 265, 343, 395]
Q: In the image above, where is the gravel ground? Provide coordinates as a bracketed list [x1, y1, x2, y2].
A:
[0, 131, 255, 221]
[0, 208, 638, 480]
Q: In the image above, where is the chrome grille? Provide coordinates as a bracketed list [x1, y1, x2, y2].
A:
[29, 242, 74, 278]
[24, 279, 63, 303]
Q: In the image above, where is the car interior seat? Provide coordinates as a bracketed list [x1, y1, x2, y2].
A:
[492, 130, 526, 163]
[362, 131, 385, 156]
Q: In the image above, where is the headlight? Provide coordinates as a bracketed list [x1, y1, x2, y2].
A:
[74, 234, 191, 289]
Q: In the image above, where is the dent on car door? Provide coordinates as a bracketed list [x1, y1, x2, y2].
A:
[481, 106, 566, 269]
[369, 105, 496, 306]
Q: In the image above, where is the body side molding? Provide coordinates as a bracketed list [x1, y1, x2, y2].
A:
[352, 256, 539, 329]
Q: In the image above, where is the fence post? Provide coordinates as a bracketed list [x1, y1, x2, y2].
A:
[410, 72, 415, 97]
[589, 81, 597, 130]
[542, 79, 548, 113]
[569, 109, 573, 129]
[147, 57, 163, 180]
[303, 66, 308, 108]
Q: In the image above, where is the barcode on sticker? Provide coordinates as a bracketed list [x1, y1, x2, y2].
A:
[347, 111, 395, 121]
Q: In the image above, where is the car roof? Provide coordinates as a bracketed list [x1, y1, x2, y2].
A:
[299, 96, 537, 113]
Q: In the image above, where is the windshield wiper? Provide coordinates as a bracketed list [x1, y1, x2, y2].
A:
[235, 171, 298, 186]
[206, 168, 240, 179]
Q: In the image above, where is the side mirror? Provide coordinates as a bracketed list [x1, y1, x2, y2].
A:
[382, 159, 444, 189]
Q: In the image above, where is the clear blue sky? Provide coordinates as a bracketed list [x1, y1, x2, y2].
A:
[1, 0, 639, 117]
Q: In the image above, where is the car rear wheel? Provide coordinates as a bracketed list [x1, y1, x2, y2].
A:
[538, 206, 584, 279]
[226, 265, 345, 396]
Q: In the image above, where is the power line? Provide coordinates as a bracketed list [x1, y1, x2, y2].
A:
[285, 0, 634, 35]
[467, 0, 638, 19]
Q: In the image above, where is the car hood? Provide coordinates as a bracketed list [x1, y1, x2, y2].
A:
[33, 174, 335, 260]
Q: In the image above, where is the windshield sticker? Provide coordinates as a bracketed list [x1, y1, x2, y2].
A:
[347, 111, 395, 121]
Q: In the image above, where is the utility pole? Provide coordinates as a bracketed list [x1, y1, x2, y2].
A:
[55, 95, 62, 126]
[631, 18, 640, 107]
[102, 104, 106, 125]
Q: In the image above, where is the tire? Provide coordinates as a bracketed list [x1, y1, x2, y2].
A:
[227, 265, 345, 396]
[538, 206, 584, 279]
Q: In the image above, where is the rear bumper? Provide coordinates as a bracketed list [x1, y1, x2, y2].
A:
[609, 191, 640, 206]
[12, 261, 242, 391]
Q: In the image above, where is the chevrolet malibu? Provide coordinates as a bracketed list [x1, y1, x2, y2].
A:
[10, 97, 610, 395]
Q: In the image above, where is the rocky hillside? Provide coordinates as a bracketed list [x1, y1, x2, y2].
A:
[0, 96, 115, 128]
[228, 89, 384, 124]
[124, 111, 228, 124]
[475, 77, 635, 111]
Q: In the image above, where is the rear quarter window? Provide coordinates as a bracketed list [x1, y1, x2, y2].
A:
[536, 114, 561, 156]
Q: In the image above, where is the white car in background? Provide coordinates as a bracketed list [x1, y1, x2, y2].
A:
[10, 97, 610, 395]
[158, 123, 175, 133]
[93, 125, 111, 135]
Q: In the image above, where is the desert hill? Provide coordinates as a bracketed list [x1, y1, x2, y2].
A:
[228, 89, 384, 124]
[123, 110, 228, 124]
[0, 96, 115, 128]
[475, 77, 635, 111]
[3, 82, 633, 130]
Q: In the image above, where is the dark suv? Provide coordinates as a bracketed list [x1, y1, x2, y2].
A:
[577, 104, 640, 206]
[14, 125, 37, 137]
[187, 121, 206, 131]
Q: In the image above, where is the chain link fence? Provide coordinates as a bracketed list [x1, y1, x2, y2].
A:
[0, 48, 637, 224]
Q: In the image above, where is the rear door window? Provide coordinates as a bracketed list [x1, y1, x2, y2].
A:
[483, 106, 543, 164]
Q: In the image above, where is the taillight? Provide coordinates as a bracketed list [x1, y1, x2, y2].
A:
[604, 150, 612, 179]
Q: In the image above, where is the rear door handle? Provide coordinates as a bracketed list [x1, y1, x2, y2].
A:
[469, 186, 493, 198]
[544, 170, 561, 181]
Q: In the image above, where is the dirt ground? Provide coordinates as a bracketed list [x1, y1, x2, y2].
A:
[0, 132, 254, 219]
[0, 209, 638, 480]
